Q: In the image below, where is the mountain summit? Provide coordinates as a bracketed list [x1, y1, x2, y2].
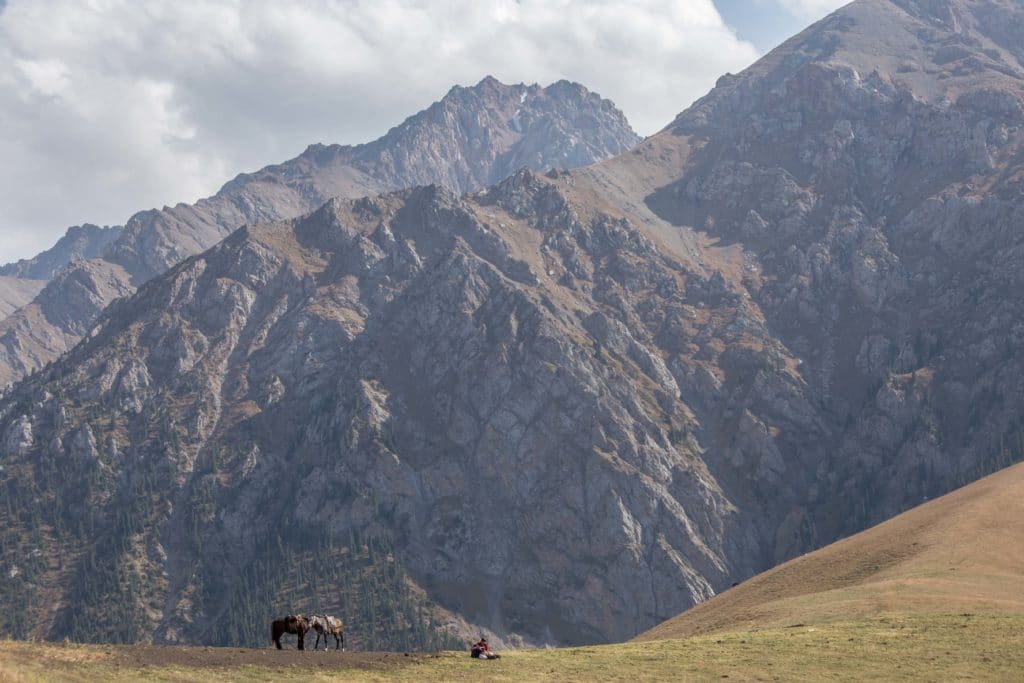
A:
[0, 78, 638, 388]
[111, 76, 639, 281]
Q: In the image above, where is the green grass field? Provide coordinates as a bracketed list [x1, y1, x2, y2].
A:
[3, 614, 1024, 682]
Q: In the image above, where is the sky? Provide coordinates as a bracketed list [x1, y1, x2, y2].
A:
[716, 0, 845, 52]
[0, 0, 846, 265]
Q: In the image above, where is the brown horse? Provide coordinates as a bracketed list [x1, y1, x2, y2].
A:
[271, 614, 309, 650]
[309, 614, 345, 650]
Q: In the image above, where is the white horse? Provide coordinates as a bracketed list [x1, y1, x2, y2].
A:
[309, 614, 345, 650]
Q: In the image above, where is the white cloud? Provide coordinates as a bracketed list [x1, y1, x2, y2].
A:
[777, 0, 848, 21]
[14, 58, 71, 96]
[0, 0, 759, 264]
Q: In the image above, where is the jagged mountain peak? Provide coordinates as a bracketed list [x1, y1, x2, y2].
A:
[0, 78, 639, 387]
[292, 77, 631, 175]
[111, 76, 638, 281]
[443, 73, 521, 98]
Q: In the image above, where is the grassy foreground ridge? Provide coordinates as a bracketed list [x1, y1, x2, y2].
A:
[2, 614, 1024, 681]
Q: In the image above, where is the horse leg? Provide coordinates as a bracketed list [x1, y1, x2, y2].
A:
[297, 631, 305, 651]
[340, 629, 345, 651]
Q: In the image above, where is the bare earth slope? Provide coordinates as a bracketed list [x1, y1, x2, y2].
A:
[637, 460, 1024, 640]
[0, 78, 638, 387]
[0, 277, 45, 319]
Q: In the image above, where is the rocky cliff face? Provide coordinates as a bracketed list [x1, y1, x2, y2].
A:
[0, 78, 639, 387]
[2, 0, 1023, 650]
[636, 0, 1024, 553]
[0, 180, 735, 647]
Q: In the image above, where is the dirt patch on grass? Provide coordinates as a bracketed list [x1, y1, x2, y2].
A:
[0, 640, 440, 682]
[102, 644, 433, 671]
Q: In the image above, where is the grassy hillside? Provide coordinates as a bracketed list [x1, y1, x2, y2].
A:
[638, 461, 1024, 641]
[3, 615, 1024, 681]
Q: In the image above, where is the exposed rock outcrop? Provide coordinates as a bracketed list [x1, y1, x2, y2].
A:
[0, 78, 639, 387]
[0, 180, 739, 646]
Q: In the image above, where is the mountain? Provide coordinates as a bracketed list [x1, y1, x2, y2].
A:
[0, 224, 121, 319]
[3, 0, 1024, 649]
[636, 460, 1024, 640]
[0, 224, 123, 282]
[109, 76, 639, 282]
[0, 180, 731, 647]
[0, 277, 45, 320]
[0, 77, 639, 387]
[568, 0, 1024, 565]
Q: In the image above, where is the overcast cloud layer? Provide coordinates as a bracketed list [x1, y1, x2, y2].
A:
[0, 0, 837, 264]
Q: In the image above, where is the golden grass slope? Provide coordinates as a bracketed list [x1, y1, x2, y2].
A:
[638, 461, 1024, 641]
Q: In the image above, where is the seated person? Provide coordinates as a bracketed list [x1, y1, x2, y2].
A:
[471, 637, 499, 659]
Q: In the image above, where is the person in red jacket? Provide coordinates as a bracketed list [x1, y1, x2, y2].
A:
[471, 637, 500, 659]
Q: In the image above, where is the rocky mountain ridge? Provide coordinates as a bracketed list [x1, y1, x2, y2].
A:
[0, 224, 123, 282]
[634, 0, 1024, 544]
[0, 224, 121, 319]
[0, 176, 739, 646]
[2, 0, 1024, 651]
[0, 78, 639, 388]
